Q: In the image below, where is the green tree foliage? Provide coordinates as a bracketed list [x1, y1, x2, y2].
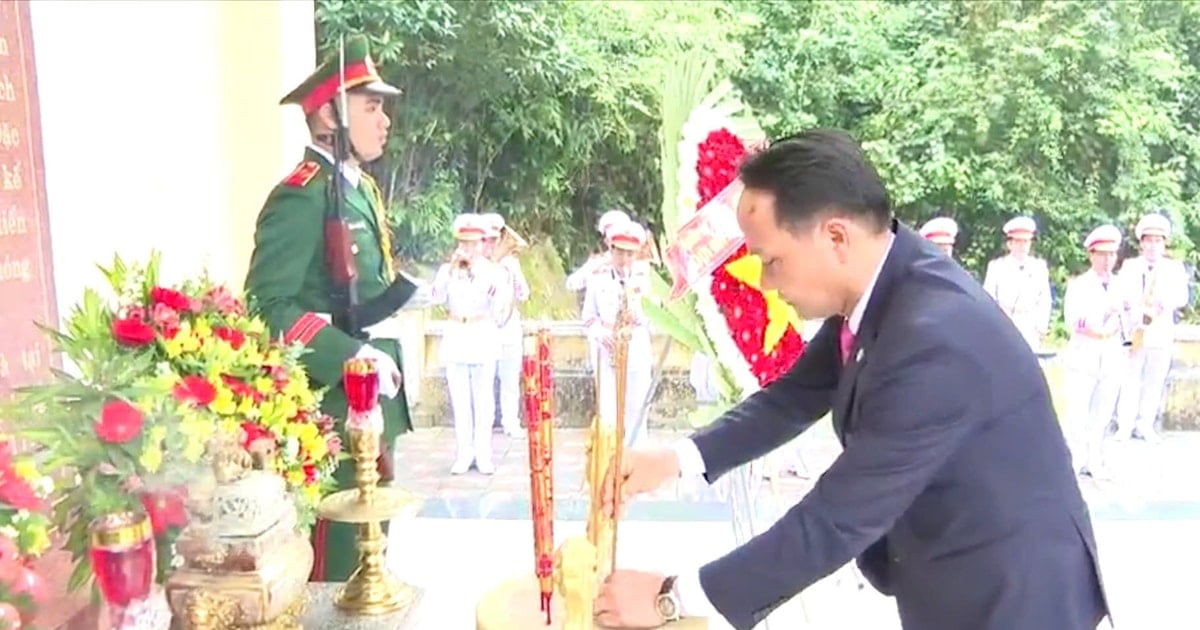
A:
[734, 0, 1200, 312]
[314, 0, 744, 265]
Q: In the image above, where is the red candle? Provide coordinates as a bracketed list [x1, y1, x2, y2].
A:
[343, 357, 383, 433]
[88, 512, 155, 608]
[343, 357, 380, 413]
[525, 329, 555, 623]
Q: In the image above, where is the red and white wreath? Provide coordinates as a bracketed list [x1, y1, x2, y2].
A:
[673, 107, 805, 400]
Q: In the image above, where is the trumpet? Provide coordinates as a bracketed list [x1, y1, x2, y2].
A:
[490, 225, 528, 262]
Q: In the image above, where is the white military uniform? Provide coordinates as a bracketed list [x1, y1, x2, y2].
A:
[432, 214, 507, 474]
[480, 213, 531, 437]
[983, 217, 1052, 351]
[1062, 226, 1128, 477]
[583, 222, 654, 447]
[1113, 214, 1190, 441]
[566, 210, 629, 293]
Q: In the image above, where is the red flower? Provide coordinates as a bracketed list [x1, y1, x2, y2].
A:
[203, 286, 244, 316]
[111, 316, 156, 346]
[303, 464, 317, 484]
[151, 302, 181, 338]
[213, 326, 246, 350]
[239, 422, 275, 452]
[0, 472, 41, 512]
[140, 487, 188, 535]
[221, 375, 262, 403]
[172, 375, 217, 406]
[95, 400, 144, 443]
[150, 286, 193, 313]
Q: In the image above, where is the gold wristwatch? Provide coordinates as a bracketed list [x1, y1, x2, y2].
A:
[656, 575, 682, 622]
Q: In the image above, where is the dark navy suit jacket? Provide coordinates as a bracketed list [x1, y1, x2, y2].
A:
[691, 223, 1109, 630]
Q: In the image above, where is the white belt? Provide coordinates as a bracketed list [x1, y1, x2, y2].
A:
[314, 313, 399, 340]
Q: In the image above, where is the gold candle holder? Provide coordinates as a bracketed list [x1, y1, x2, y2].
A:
[318, 428, 422, 615]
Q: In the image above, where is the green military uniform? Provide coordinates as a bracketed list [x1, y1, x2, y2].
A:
[244, 36, 414, 583]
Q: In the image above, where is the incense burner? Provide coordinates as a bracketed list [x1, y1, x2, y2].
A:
[165, 443, 311, 629]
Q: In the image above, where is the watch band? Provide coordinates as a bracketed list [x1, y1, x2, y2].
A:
[659, 575, 678, 596]
[657, 575, 681, 622]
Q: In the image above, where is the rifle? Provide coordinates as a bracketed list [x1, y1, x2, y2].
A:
[324, 35, 361, 336]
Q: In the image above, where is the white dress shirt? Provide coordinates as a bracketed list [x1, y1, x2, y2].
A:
[669, 234, 894, 618]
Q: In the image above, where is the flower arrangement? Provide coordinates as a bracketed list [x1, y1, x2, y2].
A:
[0, 437, 53, 627]
[4, 252, 341, 591]
[647, 57, 806, 414]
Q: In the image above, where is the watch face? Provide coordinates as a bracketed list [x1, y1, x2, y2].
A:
[656, 593, 679, 620]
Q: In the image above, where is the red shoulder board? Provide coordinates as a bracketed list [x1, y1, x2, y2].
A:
[283, 161, 321, 188]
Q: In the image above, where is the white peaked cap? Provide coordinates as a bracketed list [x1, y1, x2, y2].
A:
[452, 213, 486, 241]
[597, 209, 631, 235]
[919, 217, 958, 245]
[1135, 213, 1171, 239]
[480, 212, 505, 237]
[1083, 225, 1121, 252]
[1003, 216, 1037, 238]
[607, 221, 647, 251]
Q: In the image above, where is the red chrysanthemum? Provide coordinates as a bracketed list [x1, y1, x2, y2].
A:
[172, 375, 217, 407]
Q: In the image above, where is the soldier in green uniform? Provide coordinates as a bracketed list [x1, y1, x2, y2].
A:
[244, 35, 419, 582]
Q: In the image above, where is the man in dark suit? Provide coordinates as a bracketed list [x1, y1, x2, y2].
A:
[594, 130, 1109, 630]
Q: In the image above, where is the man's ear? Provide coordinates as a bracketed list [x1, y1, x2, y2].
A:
[312, 102, 337, 132]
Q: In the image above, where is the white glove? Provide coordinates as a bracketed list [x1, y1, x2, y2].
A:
[355, 344, 402, 399]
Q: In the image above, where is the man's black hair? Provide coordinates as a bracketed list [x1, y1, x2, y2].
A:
[738, 129, 892, 232]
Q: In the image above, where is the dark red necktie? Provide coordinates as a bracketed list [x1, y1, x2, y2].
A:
[839, 319, 856, 365]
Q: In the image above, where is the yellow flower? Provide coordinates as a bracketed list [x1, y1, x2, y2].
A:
[139, 441, 164, 473]
[236, 396, 256, 416]
[305, 435, 328, 462]
[254, 377, 275, 396]
[12, 459, 37, 482]
[303, 483, 322, 503]
[139, 425, 168, 472]
[26, 525, 51, 556]
[286, 469, 305, 487]
[208, 385, 237, 416]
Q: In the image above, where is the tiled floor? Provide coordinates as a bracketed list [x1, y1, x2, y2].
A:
[380, 422, 1200, 628]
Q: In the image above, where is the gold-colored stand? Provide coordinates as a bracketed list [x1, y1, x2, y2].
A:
[475, 575, 708, 630]
[317, 429, 423, 616]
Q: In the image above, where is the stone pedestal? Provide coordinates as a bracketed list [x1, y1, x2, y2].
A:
[475, 575, 707, 630]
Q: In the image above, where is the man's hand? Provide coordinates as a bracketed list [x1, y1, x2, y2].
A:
[593, 570, 666, 629]
[601, 448, 681, 519]
[355, 345, 403, 399]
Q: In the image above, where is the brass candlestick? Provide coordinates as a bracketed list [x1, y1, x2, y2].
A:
[317, 428, 422, 615]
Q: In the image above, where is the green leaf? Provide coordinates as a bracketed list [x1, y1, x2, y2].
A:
[641, 299, 703, 353]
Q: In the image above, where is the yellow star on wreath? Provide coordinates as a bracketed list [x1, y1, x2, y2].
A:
[723, 254, 804, 355]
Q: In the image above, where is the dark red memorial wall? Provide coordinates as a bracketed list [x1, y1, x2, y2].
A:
[0, 2, 95, 627]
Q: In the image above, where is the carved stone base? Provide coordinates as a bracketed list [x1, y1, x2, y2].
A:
[476, 575, 707, 630]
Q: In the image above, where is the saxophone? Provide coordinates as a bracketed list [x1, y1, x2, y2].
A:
[1130, 264, 1159, 352]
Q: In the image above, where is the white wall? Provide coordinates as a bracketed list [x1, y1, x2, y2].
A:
[28, 0, 314, 319]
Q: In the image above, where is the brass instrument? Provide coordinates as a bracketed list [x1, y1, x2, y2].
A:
[489, 226, 527, 327]
[490, 225, 529, 262]
[1131, 265, 1159, 351]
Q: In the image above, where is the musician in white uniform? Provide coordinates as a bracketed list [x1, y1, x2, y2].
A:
[983, 216, 1052, 351]
[566, 209, 630, 292]
[481, 212, 530, 438]
[1062, 225, 1128, 478]
[1113, 213, 1191, 443]
[582, 220, 654, 447]
[431, 214, 508, 474]
[919, 216, 959, 258]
